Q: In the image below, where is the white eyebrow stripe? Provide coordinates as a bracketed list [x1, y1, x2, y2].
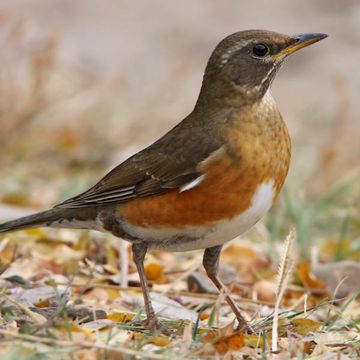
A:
[179, 175, 205, 193]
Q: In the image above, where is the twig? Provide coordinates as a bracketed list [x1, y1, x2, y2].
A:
[0, 329, 166, 359]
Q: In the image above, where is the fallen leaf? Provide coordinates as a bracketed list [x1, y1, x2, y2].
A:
[0, 238, 16, 263]
[245, 334, 264, 348]
[214, 332, 245, 354]
[144, 262, 167, 284]
[303, 341, 316, 355]
[297, 261, 327, 291]
[311, 330, 360, 345]
[69, 323, 94, 338]
[81, 319, 114, 331]
[16, 286, 71, 308]
[313, 261, 360, 298]
[200, 312, 209, 321]
[34, 298, 51, 308]
[107, 288, 121, 301]
[252, 280, 276, 303]
[150, 336, 172, 347]
[137, 292, 197, 321]
[107, 312, 134, 323]
[290, 318, 322, 335]
[132, 332, 172, 347]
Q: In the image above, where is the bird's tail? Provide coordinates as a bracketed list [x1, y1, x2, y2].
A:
[0, 207, 98, 234]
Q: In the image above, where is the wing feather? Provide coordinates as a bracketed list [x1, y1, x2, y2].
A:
[55, 119, 224, 208]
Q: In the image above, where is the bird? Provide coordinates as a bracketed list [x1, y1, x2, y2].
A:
[0, 30, 327, 331]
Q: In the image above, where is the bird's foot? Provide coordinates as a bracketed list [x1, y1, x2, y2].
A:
[141, 315, 161, 331]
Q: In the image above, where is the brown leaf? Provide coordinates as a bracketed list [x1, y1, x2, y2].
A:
[303, 341, 316, 355]
[290, 318, 322, 336]
[297, 261, 327, 291]
[34, 298, 51, 308]
[214, 332, 245, 354]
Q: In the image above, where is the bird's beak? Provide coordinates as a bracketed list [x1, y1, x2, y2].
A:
[274, 33, 328, 58]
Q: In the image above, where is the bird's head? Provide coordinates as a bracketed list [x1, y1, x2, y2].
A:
[198, 30, 327, 106]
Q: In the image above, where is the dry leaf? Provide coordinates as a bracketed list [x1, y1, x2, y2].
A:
[16, 286, 70, 307]
[150, 336, 172, 347]
[107, 312, 134, 323]
[133, 333, 172, 347]
[253, 280, 276, 303]
[290, 318, 322, 335]
[69, 323, 94, 338]
[313, 261, 360, 298]
[214, 332, 245, 354]
[34, 298, 51, 308]
[107, 288, 121, 301]
[297, 261, 327, 290]
[81, 319, 114, 331]
[144, 262, 167, 284]
[303, 341, 316, 355]
[245, 334, 264, 348]
[139, 293, 197, 321]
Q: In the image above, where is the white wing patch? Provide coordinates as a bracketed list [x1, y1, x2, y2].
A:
[179, 175, 205, 193]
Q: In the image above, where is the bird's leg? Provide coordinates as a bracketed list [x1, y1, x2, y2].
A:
[203, 245, 254, 333]
[132, 243, 158, 328]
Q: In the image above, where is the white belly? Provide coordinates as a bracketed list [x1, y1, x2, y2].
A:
[122, 181, 275, 251]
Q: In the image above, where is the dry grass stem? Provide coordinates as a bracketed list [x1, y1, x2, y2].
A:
[272, 228, 296, 352]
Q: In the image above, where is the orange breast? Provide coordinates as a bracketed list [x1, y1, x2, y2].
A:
[118, 154, 252, 228]
[118, 112, 291, 229]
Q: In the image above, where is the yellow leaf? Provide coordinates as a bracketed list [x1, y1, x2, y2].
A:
[132, 333, 171, 347]
[107, 288, 121, 301]
[290, 318, 321, 335]
[107, 312, 134, 323]
[34, 298, 51, 308]
[144, 262, 167, 284]
[70, 323, 94, 338]
[245, 334, 264, 348]
[150, 336, 172, 347]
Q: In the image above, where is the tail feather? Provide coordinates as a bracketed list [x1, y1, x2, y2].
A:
[0, 207, 98, 233]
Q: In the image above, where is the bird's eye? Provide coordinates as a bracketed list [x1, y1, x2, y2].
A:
[252, 43, 269, 57]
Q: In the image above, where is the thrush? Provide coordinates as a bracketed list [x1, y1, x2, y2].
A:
[0, 30, 327, 331]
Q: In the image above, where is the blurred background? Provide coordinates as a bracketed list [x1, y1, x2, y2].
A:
[0, 0, 359, 258]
